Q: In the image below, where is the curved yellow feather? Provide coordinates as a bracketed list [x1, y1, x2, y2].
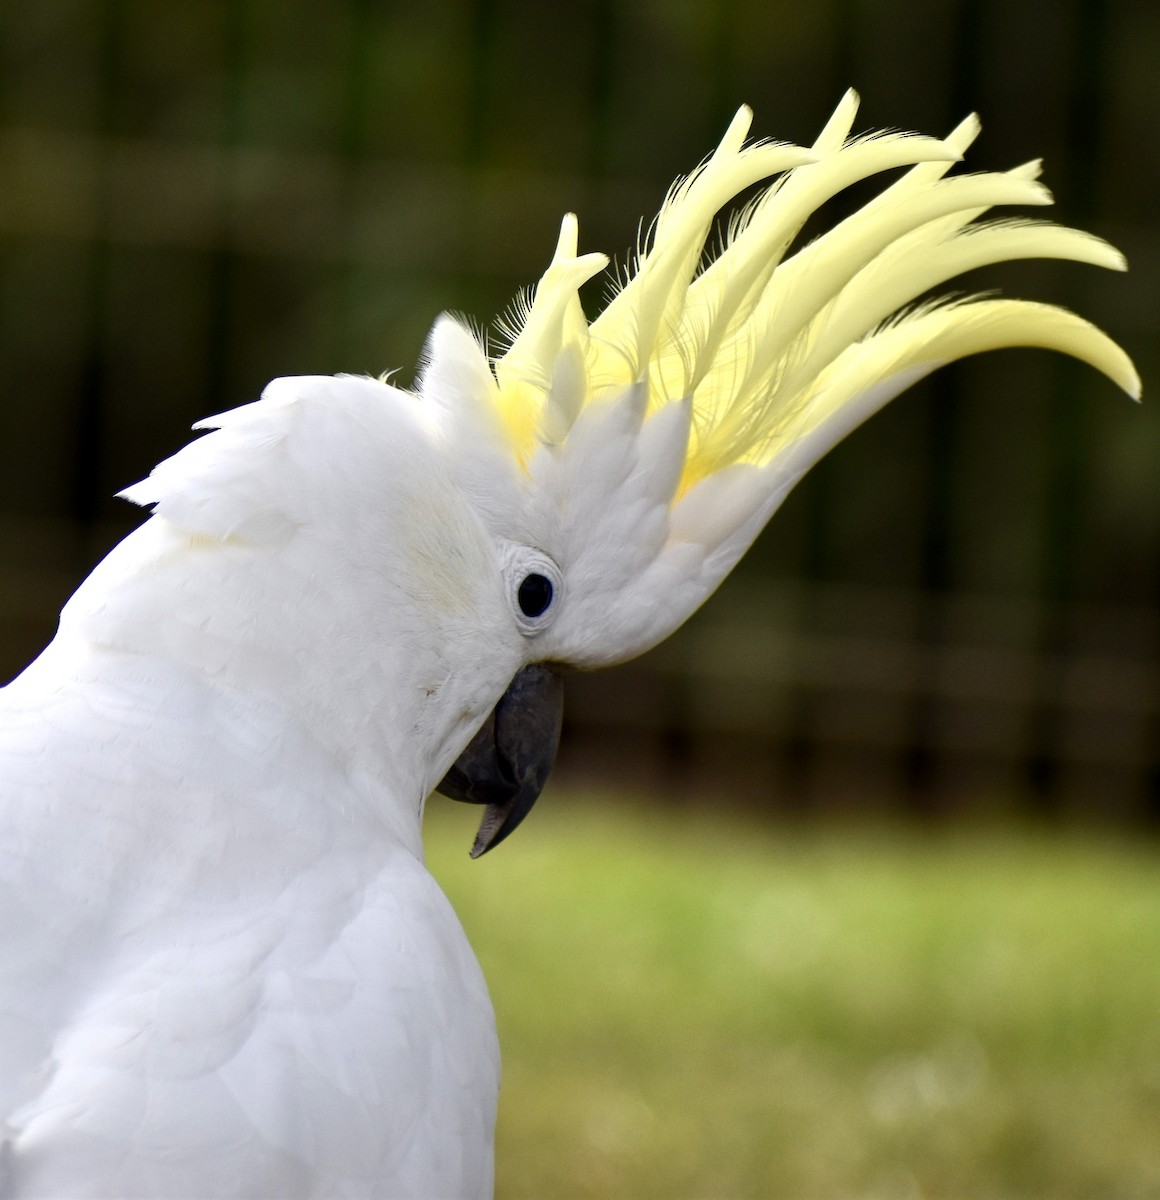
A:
[808, 299, 1141, 435]
[486, 95, 1139, 488]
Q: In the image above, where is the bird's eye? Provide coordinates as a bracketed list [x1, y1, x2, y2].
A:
[517, 573, 553, 618]
[503, 546, 561, 636]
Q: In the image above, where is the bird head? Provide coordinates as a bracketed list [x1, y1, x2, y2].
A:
[99, 92, 1137, 857]
[419, 91, 1139, 854]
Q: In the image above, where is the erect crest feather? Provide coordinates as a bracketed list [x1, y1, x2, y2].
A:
[480, 89, 1138, 495]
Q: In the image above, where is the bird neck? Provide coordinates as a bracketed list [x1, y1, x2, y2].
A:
[51, 516, 492, 856]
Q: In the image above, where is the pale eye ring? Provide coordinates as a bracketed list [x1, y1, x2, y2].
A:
[503, 547, 561, 636]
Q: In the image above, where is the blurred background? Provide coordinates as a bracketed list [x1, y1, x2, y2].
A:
[2, 0, 1158, 824]
[2, 1, 1159, 1196]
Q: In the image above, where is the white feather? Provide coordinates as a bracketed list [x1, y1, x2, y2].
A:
[0, 94, 1138, 1198]
[0, 644, 499, 1197]
[0, 372, 526, 1197]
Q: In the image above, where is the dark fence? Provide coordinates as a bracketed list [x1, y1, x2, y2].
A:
[2, 0, 1157, 821]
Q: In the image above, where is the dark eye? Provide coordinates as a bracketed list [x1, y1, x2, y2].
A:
[517, 573, 554, 619]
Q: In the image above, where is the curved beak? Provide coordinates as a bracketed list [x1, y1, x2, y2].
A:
[435, 664, 564, 858]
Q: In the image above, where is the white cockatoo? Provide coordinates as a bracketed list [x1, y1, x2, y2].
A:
[0, 92, 1138, 1197]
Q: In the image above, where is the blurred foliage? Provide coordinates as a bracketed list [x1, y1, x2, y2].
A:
[428, 795, 1160, 1199]
[1, 0, 1157, 818]
[2, 0, 1155, 574]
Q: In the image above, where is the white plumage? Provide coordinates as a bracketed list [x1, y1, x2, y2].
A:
[2, 378, 503, 1197]
[0, 95, 1137, 1196]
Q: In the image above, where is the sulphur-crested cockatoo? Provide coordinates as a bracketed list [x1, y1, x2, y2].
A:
[0, 92, 1138, 1197]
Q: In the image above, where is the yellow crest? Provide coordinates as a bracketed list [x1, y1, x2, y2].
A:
[489, 91, 1139, 494]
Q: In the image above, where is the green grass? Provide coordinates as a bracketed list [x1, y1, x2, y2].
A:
[424, 794, 1160, 1200]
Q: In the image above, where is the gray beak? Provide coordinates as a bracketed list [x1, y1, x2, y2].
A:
[435, 664, 564, 858]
